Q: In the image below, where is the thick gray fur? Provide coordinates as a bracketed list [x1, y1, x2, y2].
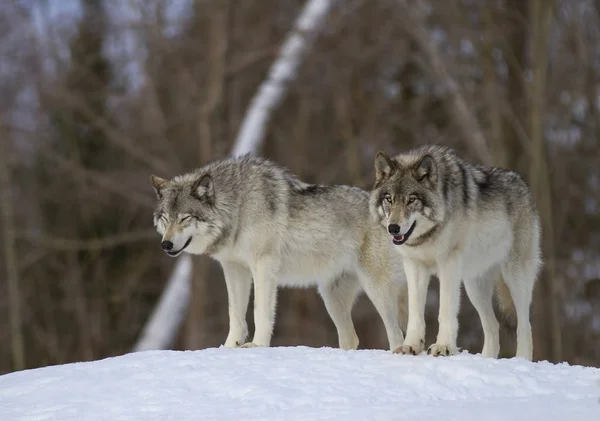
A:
[151, 154, 408, 351]
[370, 145, 542, 360]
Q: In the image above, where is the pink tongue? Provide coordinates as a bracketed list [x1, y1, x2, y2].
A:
[394, 235, 404, 242]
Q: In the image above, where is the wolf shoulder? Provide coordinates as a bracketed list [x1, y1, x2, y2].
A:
[468, 162, 537, 215]
[415, 145, 536, 211]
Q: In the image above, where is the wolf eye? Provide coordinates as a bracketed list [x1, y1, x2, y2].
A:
[408, 196, 417, 204]
[384, 194, 392, 203]
[180, 215, 192, 223]
[159, 214, 167, 222]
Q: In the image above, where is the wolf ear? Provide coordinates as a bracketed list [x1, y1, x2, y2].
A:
[193, 173, 214, 203]
[150, 175, 169, 198]
[415, 155, 437, 183]
[374, 152, 396, 186]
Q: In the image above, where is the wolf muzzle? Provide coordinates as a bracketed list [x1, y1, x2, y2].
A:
[161, 237, 192, 256]
[388, 221, 416, 246]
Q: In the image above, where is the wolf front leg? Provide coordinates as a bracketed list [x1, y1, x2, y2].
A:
[394, 259, 431, 355]
[428, 255, 463, 357]
[242, 258, 278, 348]
[221, 261, 252, 348]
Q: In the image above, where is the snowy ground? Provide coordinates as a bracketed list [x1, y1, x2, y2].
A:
[1, 347, 599, 421]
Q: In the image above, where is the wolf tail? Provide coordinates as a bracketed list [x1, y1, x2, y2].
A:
[494, 274, 517, 329]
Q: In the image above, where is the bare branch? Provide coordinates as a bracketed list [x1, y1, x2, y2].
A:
[36, 147, 154, 208]
[398, 0, 492, 165]
[197, 1, 229, 162]
[232, 0, 337, 157]
[18, 230, 157, 252]
[47, 87, 170, 175]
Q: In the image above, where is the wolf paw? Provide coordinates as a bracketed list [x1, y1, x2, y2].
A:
[240, 342, 261, 348]
[339, 332, 359, 351]
[393, 344, 423, 356]
[427, 344, 458, 357]
[224, 338, 246, 348]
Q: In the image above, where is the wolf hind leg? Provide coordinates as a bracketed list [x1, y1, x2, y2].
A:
[357, 271, 405, 351]
[463, 267, 500, 358]
[501, 260, 536, 361]
[318, 274, 361, 350]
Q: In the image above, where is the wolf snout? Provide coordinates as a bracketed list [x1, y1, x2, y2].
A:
[161, 240, 174, 251]
[388, 224, 401, 235]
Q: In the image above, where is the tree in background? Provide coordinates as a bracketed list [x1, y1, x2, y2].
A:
[1, 0, 599, 374]
[29, 0, 152, 366]
[35, 0, 113, 363]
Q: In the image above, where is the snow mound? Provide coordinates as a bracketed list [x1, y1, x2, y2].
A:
[0, 347, 599, 420]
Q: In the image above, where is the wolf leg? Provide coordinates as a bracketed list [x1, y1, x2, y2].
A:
[358, 272, 405, 351]
[463, 268, 500, 358]
[221, 261, 252, 348]
[428, 256, 462, 357]
[502, 263, 535, 361]
[246, 258, 279, 348]
[395, 260, 431, 355]
[318, 274, 361, 350]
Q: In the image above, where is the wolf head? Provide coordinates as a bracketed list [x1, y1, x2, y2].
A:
[150, 172, 224, 257]
[369, 150, 446, 247]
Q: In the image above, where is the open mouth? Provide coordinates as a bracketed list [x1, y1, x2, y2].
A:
[392, 221, 416, 246]
[166, 237, 192, 257]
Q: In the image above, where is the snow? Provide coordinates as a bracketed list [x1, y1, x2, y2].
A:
[1, 347, 599, 421]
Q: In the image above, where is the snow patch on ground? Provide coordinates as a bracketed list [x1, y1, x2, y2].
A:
[1, 347, 599, 420]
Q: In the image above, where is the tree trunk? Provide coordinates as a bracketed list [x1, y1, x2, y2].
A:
[503, 0, 529, 172]
[528, 0, 562, 362]
[0, 123, 25, 371]
[400, 0, 492, 165]
[482, 3, 505, 167]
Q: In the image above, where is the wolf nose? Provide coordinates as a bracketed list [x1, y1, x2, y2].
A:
[388, 224, 401, 235]
[161, 240, 174, 251]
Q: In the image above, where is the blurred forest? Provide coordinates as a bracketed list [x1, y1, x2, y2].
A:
[1, 0, 599, 375]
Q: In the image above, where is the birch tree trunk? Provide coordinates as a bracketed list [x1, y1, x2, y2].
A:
[133, 255, 192, 352]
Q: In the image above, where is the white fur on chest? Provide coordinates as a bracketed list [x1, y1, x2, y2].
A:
[396, 215, 512, 277]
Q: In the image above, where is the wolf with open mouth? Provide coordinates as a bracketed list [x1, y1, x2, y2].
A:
[369, 145, 542, 361]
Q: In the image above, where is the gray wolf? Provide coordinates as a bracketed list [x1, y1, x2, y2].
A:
[150, 154, 407, 351]
[369, 145, 541, 360]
